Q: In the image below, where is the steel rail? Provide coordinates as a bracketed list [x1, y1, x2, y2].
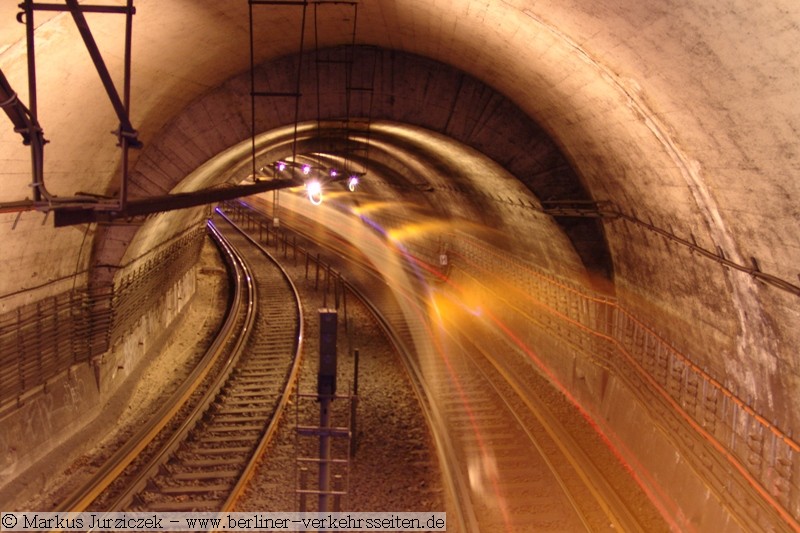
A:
[56, 220, 253, 512]
[89, 212, 302, 513]
[98, 219, 259, 511]
[214, 208, 306, 511]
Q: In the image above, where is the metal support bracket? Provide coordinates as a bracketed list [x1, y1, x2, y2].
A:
[62, 0, 140, 145]
[10, 0, 139, 210]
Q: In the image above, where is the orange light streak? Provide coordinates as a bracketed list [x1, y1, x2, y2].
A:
[445, 237, 800, 531]
[380, 250, 516, 531]
[249, 196, 799, 531]
[408, 252, 687, 530]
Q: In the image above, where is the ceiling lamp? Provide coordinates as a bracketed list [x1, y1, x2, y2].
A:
[307, 179, 323, 205]
[348, 176, 359, 192]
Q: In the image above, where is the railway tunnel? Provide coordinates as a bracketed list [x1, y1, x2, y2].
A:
[1, 1, 799, 530]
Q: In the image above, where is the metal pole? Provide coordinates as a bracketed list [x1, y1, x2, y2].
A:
[23, 0, 41, 202]
[334, 275, 340, 309]
[299, 467, 308, 512]
[333, 475, 343, 512]
[325, 263, 331, 294]
[342, 286, 348, 330]
[317, 308, 338, 512]
[120, 0, 134, 210]
[351, 348, 359, 457]
[248, 0, 256, 181]
[319, 393, 331, 512]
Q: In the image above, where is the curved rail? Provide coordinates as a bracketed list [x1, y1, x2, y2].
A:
[216, 208, 305, 512]
[57, 220, 253, 512]
[58, 216, 304, 513]
[101, 219, 261, 510]
[110, 215, 301, 511]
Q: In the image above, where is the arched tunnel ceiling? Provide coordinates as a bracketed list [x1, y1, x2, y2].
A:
[119, 120, 587, 285]
[0, 2, 799, 429]
[122, 47, 613, 280]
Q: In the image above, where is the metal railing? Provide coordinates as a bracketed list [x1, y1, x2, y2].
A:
[0, 290, 96, 406]
[0, 226, 205, 410]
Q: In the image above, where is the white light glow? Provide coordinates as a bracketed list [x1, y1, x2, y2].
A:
[348, 176, 359, 192]
[307, 180, 323, 205]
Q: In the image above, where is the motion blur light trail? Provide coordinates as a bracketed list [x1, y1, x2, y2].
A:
[426, 305, 515, 530]
[260, 190, 684, 530]
[345, 204, 516, 530]
[351, 200, 420, 217]
[386, 221, 455, 243]
[369, 216, 682, 529]
[449, 235, 800, 530]
[246, 130, 800, 528]
[411, 251, 685, 530]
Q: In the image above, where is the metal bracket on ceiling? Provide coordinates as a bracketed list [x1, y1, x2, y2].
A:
[247, 1, 375, 187]
[1, 1, 305, 226]
[8, 0, 139, 211]
[51, 178, 300, 227]
[249, 0, 309, 223]
[0, 66, 48, 203]
[62, 0, 140, 148]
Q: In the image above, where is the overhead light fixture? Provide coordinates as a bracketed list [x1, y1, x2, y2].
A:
[307, 179, 323, 205]
[276, 161, 286, 172]
[303, 164, 312, 175]
[348, 175, 359, 192]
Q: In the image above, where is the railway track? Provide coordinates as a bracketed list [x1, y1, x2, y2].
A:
[349, 283, 618, 532]
[58, 212, 303, 513]
[225, 197, 656, 531]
